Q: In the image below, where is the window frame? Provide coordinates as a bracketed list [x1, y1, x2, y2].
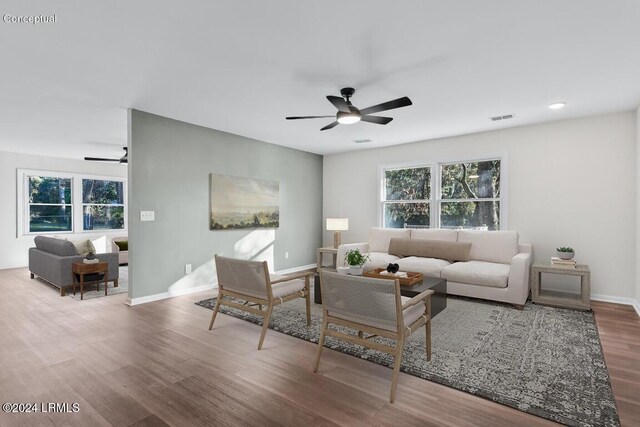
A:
[380, 163, 434, 229]
[17, 169, 128, 236]
[81, 178, 126, 232]
[25, 172, 75, 235]
[378, 153, 508, 230]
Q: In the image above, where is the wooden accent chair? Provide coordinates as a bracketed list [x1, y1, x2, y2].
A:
[314, 270, 434, 403]
[209, 255, 313, 350]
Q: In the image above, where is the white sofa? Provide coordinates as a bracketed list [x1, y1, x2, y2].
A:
[337, 228, 532, 307]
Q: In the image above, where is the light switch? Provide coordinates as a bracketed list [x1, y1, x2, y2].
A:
[140, 211, 155, 221]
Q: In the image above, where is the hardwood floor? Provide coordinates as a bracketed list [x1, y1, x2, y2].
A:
[1, 267, 638, 426]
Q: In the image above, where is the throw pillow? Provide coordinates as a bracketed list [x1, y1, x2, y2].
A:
[71, 239, 96, 257]
[388, 238, 472, 262]
[115, 240, 128, 251]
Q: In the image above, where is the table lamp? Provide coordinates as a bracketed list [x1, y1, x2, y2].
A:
[326, 218, 349, 248]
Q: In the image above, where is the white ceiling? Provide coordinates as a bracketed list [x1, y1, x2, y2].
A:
[1, 0, 639, 160]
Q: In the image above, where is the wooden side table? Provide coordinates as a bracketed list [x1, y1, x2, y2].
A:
[72, 262, 109, 300]
[531, 264, 591, 310]
[316, 247, 338, 271]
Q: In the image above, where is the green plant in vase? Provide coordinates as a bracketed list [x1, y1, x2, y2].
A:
[345, 249, 370, 276]
[556, 246, 575, 260]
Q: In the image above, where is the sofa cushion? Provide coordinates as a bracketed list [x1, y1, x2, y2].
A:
[397, 256, 451, 278]
[410, 228, 458, 242]
[363, 252, 401, 271]
[458, 230, 518, 264]
[389, 238, 471, 262]
[369, 227, 411, 253]
[114, 240, 128, 251]
[72, 239, 96, 257]
[441, 261, 510, 288]
[34, 236, 78, 256]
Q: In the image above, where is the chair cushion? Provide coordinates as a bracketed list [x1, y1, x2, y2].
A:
[368, 227, 411, 253]
[389, 238, 471, 262]
[397, 256, 451, 278]
[362, 252, 401, 271]
[441, 261, 510, 288]
[114, 240, 128, 251]
[457, 230, 518, 264]
[401, 296, 426, 328]
[330, 296, 425, 332]
[270, 279, 306, 299]
[410, 229, 458, 242]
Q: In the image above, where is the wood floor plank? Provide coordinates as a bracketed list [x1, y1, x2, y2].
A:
[1, 267, 639, 426]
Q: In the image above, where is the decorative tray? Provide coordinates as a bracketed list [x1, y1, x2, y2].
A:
[363, 268, 423, 286]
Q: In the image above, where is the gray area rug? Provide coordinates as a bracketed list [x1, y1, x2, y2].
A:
[69, 266, 128, 301]
[196, 291, 619, 427]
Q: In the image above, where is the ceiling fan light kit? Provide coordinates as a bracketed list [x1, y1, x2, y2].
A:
[337, 110, 361, 124]
[286, 87, 412, 131]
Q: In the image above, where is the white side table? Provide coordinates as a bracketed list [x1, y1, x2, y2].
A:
[531, 264, 591, 310]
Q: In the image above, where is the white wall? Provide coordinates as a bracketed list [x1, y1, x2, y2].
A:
[636, 105, 640, 310]
[0, 150, 127, 269]
[324, 111, 636, 299]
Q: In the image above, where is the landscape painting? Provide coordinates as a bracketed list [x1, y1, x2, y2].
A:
[210, 174, 279, 230]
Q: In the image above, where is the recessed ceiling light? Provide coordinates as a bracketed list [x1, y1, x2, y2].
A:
[548, 102, 566, 110]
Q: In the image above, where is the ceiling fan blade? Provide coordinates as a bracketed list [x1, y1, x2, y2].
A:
[320, 121, 339, 131]
[84, 157, 120, 162]
[359, 96, 412, 115]
[326, 96, 351, 113]
[286, 115, 335, 120]
[360, 115, 393, 125]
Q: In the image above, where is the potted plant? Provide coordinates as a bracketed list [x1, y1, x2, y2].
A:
[345, 249, 370, 276]
[556, 247, 575, 260]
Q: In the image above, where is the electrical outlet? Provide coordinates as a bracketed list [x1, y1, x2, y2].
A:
[285, 252, 289, 259]
[185, 264, 192, 275]
[140, 211, 155, 221]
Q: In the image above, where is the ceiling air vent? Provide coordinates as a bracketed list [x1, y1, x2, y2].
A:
[353, 139, 371, 143]
[490, 114, 515, 121]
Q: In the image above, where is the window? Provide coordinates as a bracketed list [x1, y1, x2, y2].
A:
[380, 157, 504, 230]
[440, 160, 501, 230]
[382, 167, 431, 228]
[82, 179, 125, 230]
[27, 175, 73, 232]
[19, 169, 126, 235]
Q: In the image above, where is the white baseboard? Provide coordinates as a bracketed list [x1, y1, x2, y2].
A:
[274, 263, 317, 275]
[125, 283, 215, 306]
[633, 299, 640, 318]
[125, 263, 317, 306]
[591, 293, 640, 317]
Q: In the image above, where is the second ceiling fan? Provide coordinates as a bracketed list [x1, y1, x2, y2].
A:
[286, 87, 412, 131]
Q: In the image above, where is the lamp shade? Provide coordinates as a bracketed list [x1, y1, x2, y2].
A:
[326, 218, 349, 231]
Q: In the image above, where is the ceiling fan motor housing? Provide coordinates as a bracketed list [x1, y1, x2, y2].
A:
[340, 87, 356, 99]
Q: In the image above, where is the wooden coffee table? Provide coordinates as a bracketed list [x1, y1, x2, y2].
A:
[72, 262, 109, 300]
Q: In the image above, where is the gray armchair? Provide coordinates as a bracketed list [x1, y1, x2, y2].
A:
[29, 236, 119, 296]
